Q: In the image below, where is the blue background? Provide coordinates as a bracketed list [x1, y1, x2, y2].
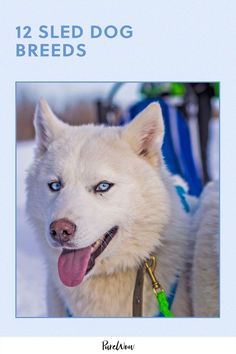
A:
[0, 0, 236, 336]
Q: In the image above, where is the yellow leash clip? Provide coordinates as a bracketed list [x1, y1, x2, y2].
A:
[144, 256, 162, 294]
[145, 256, 174, 317]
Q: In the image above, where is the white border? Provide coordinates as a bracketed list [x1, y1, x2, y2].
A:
[0, 337, 236, 354]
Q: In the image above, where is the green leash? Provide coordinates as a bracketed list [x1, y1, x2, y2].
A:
[145, 256, 174, 317]
[156, 290, 174, 317]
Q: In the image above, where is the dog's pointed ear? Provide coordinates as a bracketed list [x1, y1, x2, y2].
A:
[122, 103, 164, 165]
[34, 98, 65, 155]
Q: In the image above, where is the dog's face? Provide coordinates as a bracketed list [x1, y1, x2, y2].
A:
[26, 99, 170, 287]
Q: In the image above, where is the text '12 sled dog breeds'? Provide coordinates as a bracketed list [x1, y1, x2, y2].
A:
[26, 99, 219, 317]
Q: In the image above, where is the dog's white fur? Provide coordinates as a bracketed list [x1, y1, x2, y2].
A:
[26, 99, 219, 317]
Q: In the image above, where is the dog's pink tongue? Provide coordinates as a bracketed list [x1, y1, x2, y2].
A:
[58, 247, 91, 287]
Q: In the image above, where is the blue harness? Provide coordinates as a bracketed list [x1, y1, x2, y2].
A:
[156, 185, 190, 316]
[175, 185, 190, 213]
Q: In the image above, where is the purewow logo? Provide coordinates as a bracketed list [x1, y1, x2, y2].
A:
[102, 340, 135, 351]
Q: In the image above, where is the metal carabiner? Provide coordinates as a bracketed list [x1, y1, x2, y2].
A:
[144, 256, 162, 294]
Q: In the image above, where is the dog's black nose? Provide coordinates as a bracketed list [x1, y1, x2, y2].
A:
[50, 219, 76, 245]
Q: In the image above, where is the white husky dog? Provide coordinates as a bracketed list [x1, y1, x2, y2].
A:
[26, 99, 219, 317]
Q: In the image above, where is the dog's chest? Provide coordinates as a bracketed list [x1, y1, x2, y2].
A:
[61, 271, 137, 317]
[58, 269, 162, 317]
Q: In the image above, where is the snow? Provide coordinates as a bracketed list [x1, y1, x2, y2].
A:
[17, 120, 219, 317]
[17, 82, 139, 110]
[17, 142, 47, 317]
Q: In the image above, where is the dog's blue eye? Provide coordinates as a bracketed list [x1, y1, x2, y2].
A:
[95, 181, 113, 193]
[48, 181, 62, 192]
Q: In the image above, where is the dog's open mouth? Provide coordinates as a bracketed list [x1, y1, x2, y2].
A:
[58, 226, 118, 287]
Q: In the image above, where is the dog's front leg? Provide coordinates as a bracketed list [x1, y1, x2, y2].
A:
[46, 277, 67, 317]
